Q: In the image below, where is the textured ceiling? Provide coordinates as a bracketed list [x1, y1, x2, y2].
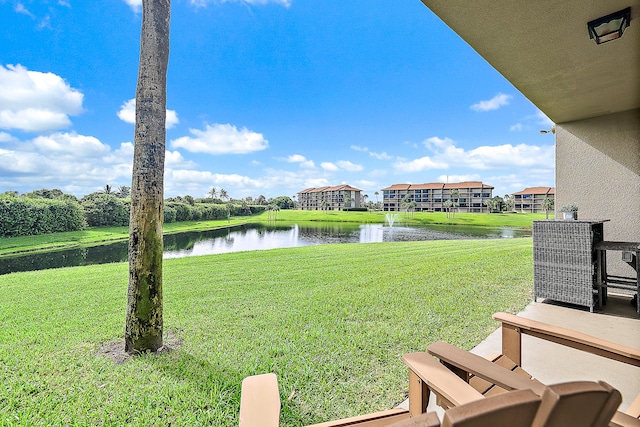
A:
[420, 1, 640, 124]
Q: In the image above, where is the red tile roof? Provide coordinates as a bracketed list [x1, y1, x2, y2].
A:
[298, 184, 362, 193]
[381, 181, 494, 191]
[513, 187, 555, 196]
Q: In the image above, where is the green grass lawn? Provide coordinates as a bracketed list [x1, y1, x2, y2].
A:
[0, 238, 534, 426]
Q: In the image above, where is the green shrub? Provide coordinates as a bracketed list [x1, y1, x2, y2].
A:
[0, 194, 85, 237]
[81, 193, 130, 227]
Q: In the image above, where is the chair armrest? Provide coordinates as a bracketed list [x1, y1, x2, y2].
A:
[610, 411, 640, 427]
[240, 373, 281, 427]
[492, 312, 640, 367]
[426, 342, 546, 396]
[626, 394, 640, 418]
[402, 352, 484, 407]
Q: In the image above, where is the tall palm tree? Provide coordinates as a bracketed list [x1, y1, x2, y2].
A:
[450, 189, 460, 218]
[208, 187, 218, 202]
[126, 0, 170, 355]
[219, 188, 229, 202]
[542, 197, 554, 219]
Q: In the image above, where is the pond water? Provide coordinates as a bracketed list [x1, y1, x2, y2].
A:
[0, 222, 530, 275]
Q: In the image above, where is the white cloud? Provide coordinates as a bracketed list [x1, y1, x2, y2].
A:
[33, 132, 109, 157]
[123, 0, 142, 12]
[117, 98, 179, 129]
[0, 64, 84, 132]
[369, 151, 392, 160]
[284, 154, 307, 163]
[15, 2, 35, 17]
[0, 132, 18, 143]
[171, 123, 268, 155]
[453, 143, 554, 170]
[470, 93, 512, 112]
[0, 148, 42, 174]
[336, 160, 363, 172]
[170, 169, 265, 188]
[321, 162, 338, 172]
[510, 123, 523, 132]
[436, 174, 481, 184]
[393, 156, 448, 172]
[423, 136, 455, 150]
[351, 145, 368, 152]
[165, 150, 196, 168]
[396, 134, 554, 174]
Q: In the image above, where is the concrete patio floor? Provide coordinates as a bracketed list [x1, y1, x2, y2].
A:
[401, 293, 640, 415]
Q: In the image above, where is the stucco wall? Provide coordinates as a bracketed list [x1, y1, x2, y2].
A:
[556, 109, 640, 278]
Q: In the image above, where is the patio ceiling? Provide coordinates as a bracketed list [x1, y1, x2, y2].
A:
[420, 1, 640, 124]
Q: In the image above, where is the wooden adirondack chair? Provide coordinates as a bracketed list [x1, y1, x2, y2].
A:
[403, 312, 640, 427]
[240, 373, 621, 427]
[392, 380, 621, 427]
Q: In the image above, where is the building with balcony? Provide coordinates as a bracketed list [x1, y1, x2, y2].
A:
[297, 185, 362, 211]
[513, 187, 555, 213]
[381, 181, 493, 213]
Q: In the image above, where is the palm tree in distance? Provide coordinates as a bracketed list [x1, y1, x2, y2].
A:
[542, 197, 554, 219]
[219, 188, 229, 202]
[208, 187, 218, 201]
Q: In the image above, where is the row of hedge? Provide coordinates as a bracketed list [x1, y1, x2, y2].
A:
[164, 202, 266, 223]
[0, 197, 85, 237]
[0, 194, 269, 237]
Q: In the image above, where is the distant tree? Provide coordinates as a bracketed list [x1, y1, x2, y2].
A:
[271, 196, 294, 209]
[102, 184, 113, 194]
[443, 199, 453, 219]
[208, 187, 218, 201]
[116, 185, 131, 198]
[2, 190, 18, 197]
[450, 190, 460, 218]
[184, 195, 194, 206]
[219, 188, 229, 202]
[267, 204, 280, 221]
[503, 194, 515, 212]
[23, 188, 64, 199]
[374, 191, 379, 203]
[542, 197, 554, 219]
[344, 195, 352, 209]
[81, 193, 130, 226]
[256, 195, 267, 205]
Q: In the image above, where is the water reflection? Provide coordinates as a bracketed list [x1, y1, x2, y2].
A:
[0, 222, 530, 275]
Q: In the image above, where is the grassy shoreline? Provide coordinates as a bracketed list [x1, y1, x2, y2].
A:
[0, 238, 534, 426]
[0, 210, 548, 256]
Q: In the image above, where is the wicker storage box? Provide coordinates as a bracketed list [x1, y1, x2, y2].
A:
[533, 220, 605, 311]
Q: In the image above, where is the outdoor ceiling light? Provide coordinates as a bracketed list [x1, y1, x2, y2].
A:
[587, 7, 631, 44]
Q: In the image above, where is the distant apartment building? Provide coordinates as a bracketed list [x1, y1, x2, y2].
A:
[513, 187, 555, 213]
[297, 185, 362, 210]
[381, 181, 494, 213]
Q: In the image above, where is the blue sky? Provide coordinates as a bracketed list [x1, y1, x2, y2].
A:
[0, 0, 555, 200]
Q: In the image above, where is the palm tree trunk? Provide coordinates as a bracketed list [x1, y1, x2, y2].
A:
[125, 0, 170, 354]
